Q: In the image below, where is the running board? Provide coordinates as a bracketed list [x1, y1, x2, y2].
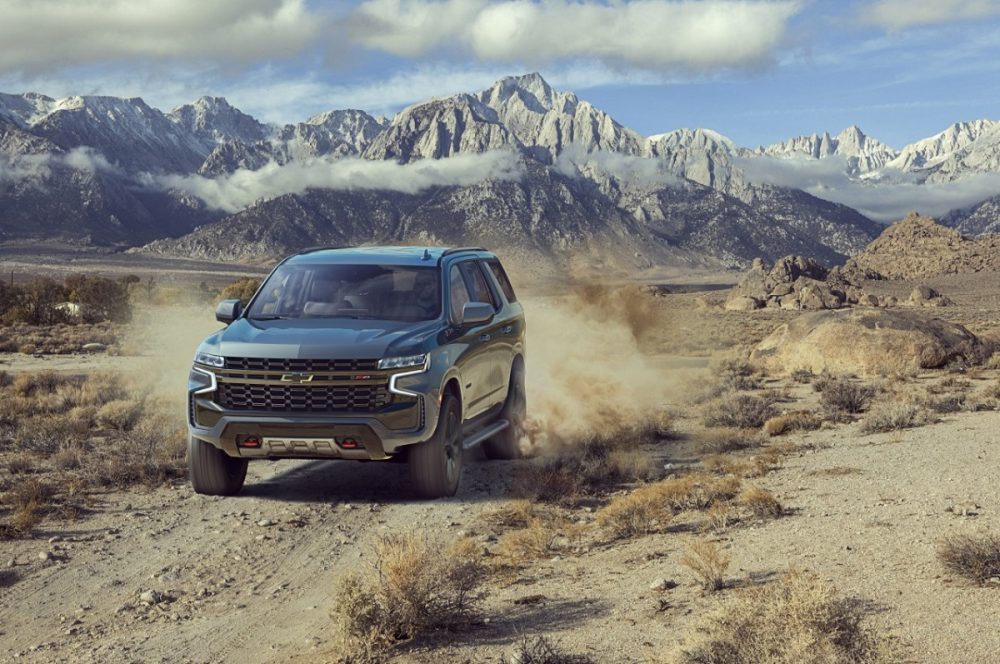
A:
[462, 419, 509, 450]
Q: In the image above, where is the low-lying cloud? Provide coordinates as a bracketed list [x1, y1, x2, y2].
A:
[736, 154, 1000, 222]
[147, 150, 525, 213]
[555, 144, 680, 187]
[0, 147, 116, 184]
[350, 0, 802, 72]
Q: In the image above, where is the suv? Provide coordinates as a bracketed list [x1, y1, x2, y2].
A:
[186, 246, 526, 498]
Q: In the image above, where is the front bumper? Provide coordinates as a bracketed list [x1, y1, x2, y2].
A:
[187, 363, 440, 459]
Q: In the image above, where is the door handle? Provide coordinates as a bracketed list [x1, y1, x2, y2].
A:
[479, 333, 491, 342]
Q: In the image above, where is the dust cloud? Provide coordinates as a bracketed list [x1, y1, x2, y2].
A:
[521, 284, 679, 453]
[121, 284, 682, 456]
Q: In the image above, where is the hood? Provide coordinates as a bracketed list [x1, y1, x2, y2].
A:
[203, 317, 439, 360]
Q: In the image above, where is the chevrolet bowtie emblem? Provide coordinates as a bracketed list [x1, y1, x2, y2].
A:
[280, 372, 315, 383]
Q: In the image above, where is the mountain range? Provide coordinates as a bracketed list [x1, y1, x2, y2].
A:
[1, 73, 998, 268]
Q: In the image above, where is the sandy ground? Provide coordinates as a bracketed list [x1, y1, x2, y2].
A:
[4, 259, 1000, 662]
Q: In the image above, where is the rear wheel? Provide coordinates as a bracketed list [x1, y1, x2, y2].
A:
[188, 436, 248, 496]
[409, 393, 463, 498]
[483, 362, 526, 460]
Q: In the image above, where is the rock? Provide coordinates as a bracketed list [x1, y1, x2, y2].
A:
[750, 308, 982, 376]
[724, 296, 761, 312]
[649, 578, 675, 591]
[37, 551, 51, 562]
[81, 343, 106, 353]
[256, 519, 275, 527]
[907, 285, 953, 307]
[138, 590, 166, 605]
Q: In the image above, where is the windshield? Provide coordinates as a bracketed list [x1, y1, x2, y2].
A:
[246, 264, 441, 322]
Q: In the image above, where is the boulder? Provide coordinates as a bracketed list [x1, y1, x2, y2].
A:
[750, 309, 981, 376]
[724, 296, 762, 312]
[907, 285, 953, 307]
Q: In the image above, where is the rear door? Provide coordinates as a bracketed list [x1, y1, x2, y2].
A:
[458, 260, 507, 412]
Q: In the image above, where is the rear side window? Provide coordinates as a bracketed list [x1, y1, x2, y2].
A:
[485, 260, 517, 303]
[459, 261, 496, 309]
[449, 265, 471, 324]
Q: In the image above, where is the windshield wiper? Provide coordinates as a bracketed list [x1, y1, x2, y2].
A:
[249, 315, 292, 321]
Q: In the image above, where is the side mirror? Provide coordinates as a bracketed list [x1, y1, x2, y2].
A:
[216, 299, 243, 324]
[461, 301, 494, 326]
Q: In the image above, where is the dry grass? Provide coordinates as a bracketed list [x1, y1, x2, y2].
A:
[695, 428, 764, 454]
[330, 532, 485, 662]
[859, 401, 934, 434]
[702, 393, 777, 429]
[737, 485, 783, 519]
[938, 533, 1000, 585]
[674, 572, 897, 663]
[680, 539, 730, 592]
[763, 411, 822, 436]
[597, 485, 672, 539]
[496, 519, 560, 560]
[480, 500, 538, 530]
[0, 322, 120, 355]
[0, 371, 186, 535]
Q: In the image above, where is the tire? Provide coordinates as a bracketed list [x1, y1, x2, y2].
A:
[483, 361, 526, 460]
[188, 436, 248, 496]
[409, 393, 463, 498]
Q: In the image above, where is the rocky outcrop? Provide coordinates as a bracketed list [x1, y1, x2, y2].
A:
[725, 255, 864, 311]
[846, 212, 1000, 279]
[750, 309, 982, 375]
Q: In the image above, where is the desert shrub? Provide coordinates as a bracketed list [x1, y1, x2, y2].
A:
[675, 572, 897, 663]
[496, 519, 559, 560]
[514, 433, 660, 505]
[6, 453, 39, 475]
[218, 277, 262, 306]
[96, 399, 143, 431]
[818, 377, 876, 414]
[859, 402, 933, 434]
[790, 368, 814, 384]
[703, 393, 776, 429]
[63, 274, 132, 323]
[680, 539, 730, 592]
[658, 473, 741, 512]
[0, 478, 55, 539]
[12, 370, 78, 397]
[331, 532, 485, 662]
[763, 411, 822, 436]
[696, 428, 764, 454]
[703, 503, 735, 533]
[923, 392, 967, 414]
[737, 485, 783, 519]
[503, 636, 594, 664]
[597, 485, 672, 539]
[711, 357, 763, 391]
[11, 414, 89, 453]
[938, 533, 1000, 585]
[79, 414, 186, 488]
[480, 500, 537, 530]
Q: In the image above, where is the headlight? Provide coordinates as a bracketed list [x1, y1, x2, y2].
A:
[378, 354, 428, 370]
[194, 351, 225, 368]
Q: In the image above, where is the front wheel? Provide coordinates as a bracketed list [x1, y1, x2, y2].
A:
[409, 393, 463, 498]
[188, 436, 248, 496]
[483, 362, 526, 460]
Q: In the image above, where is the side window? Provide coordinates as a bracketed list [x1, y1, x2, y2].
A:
[459, 261, 497, 309]
[449, 265, 470, 325]
[486, 260, 517, 303]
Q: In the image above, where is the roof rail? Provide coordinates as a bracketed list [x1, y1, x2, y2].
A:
[296, 245, 351, 255]
[440, 246, 488, 257]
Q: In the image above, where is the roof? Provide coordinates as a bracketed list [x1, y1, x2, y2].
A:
[285, 245, 493, 267]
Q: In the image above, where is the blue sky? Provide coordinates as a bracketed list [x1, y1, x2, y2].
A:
[1, 0, 999, 148]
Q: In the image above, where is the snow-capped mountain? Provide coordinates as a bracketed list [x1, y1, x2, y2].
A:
[2, 73, 999, 267]
[755, 126, 898, 175]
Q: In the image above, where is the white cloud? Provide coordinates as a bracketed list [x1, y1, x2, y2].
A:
[735, 154, 1000, 222]
[0, 0, 326, 73]
[0, 147, 117, 185]
[860, 0, 1000, 31]
[350, 0, 802, 71]
[555, 144, 679, 186]
[146, 150, 525, 212]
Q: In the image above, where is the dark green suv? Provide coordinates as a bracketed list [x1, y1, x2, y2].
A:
[187, 247, 526, 498]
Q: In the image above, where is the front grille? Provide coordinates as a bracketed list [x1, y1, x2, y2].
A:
[216, 382, 390, 412]
[224, 357, 379, 372]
